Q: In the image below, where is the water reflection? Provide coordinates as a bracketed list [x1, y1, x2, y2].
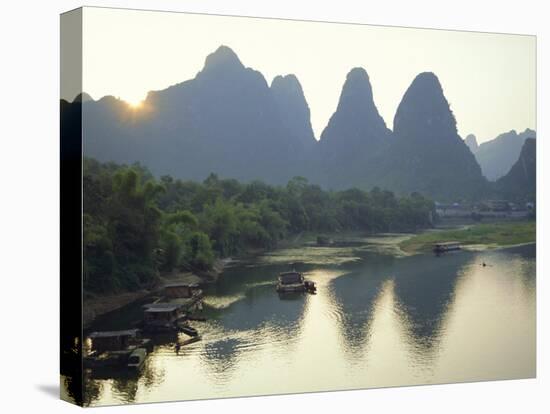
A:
[329, 262, 389, 358]
[391, 251, 469, 365]
[77, 241, 535, 406]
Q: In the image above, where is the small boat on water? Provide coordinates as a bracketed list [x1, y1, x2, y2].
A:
[276, 271, 317, 294]
[179, 324, 199, 337]
[433, 241, 461, 254]
[127, 348, 147, 370]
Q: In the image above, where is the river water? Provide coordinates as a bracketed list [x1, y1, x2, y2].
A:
[73, 236, 536, 406]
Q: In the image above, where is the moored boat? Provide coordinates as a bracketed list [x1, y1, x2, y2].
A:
[142, 303, 183, 333]
[179, 324, 199, 337]
[276, 271, 317, 294]
[433, 241, 461, 254]
[84, 329, 151, 370]
[127, 348, 147, 370]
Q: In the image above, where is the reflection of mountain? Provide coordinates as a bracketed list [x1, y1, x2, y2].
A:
[391, 251, 469, 357]
[329, 250, 468, 361]
[328, 254, 395, 355]
[215, 284, 307, 333]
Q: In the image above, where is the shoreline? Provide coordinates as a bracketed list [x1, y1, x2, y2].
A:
[83, 223, 534, 326]
[399, 221, 536, 254]
[82, 228, 432, 326]
[83, 257, 232, 327]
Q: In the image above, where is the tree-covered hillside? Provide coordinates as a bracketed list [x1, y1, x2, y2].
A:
[83, 158, 435, 294]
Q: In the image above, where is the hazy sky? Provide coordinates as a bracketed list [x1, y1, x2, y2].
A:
[80, 7, 536, 143]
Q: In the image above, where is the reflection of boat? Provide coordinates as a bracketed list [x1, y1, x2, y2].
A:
[276, 271, 317, 294]
[127, 348, 147, 370]
[181, 336, 201, 346]
[433, 242, 461, 254]
[84, 350, 132, 369]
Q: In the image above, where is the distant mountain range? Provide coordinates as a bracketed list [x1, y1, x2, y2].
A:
[496, 138, 536, 201]
[65, 45, 534, 201]
[465, 129, 536, 181]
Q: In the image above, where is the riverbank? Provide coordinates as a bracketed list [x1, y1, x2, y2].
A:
[84, 227, 444, 326]
[399, 221, 536, 254]
[83, 258, 231, 327]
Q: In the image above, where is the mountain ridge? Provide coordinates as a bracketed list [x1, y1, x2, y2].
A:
[75, 46, 533, 201]
[471, 128, 536, 181]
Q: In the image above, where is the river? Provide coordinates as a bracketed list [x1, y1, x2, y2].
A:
[70, 235, 536, 406]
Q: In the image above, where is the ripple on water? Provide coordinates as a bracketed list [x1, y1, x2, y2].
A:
[203, 294, 247, 309]
[83, 242, 536, 406]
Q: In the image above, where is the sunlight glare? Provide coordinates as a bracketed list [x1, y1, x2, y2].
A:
[126, 98, 143, 109]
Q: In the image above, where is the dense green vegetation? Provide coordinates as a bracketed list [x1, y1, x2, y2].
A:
[399, 221, 536, 253]
[83, 158, 435, 294]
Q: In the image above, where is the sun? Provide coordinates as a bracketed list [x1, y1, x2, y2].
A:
[122, 93, 146, 109]
[127, 99, 143, 109]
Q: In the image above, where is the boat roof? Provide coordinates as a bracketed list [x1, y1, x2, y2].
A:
[280, 271, 301, 276]
[433, 241, 461, 245]
[88, 329, 139, 338]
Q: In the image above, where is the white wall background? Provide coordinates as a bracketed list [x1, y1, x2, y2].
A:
[0, 0, 547, 413]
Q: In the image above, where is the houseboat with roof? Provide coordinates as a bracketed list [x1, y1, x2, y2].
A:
[160, 282, 204, 314]
[142, 301, 201, 336]
[140, 282, 204, 334]
[84, 329, 151, 369]
[162, 282, 203, 300]
[142, 303, 183, 333]
[276, 271, 316, 294]
[433, 241, 461, 254]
